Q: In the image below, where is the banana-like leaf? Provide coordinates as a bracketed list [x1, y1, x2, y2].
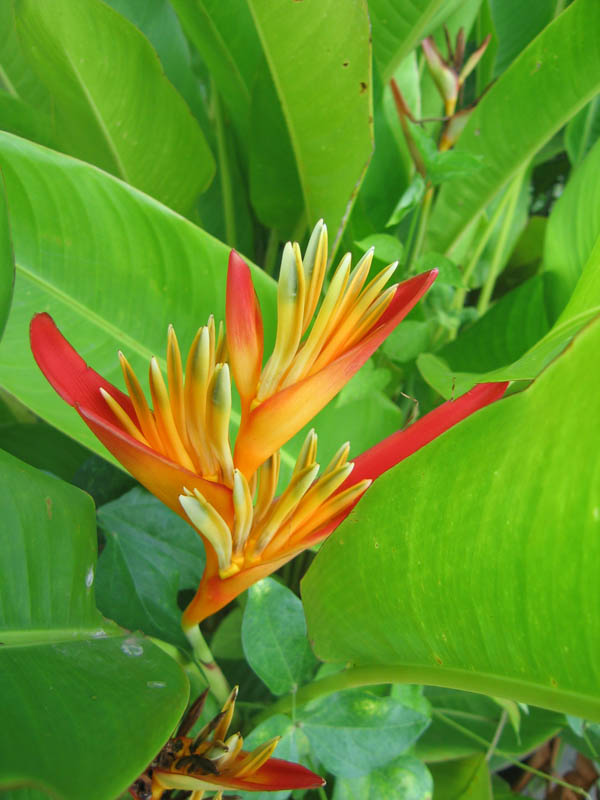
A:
[303, 317, 600, 720]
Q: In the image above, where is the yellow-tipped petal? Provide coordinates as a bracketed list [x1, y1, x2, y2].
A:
[167, 325, 190, 449]
[264, 462, 354, 558]
[253, 452, 280, 524]
[329, 248, 374, 328]
[322, 441, 351, 475]
[280, 252, 351, 387]
[99, 387, 148, 445]
[215, 319, 227, 364]
[292, 428, 318, 476]
[310, 262, 398, 374]
[185, 327, 218, 476]
[213, 686, 238, 742]
[119, 351, 162, 449]
[179, 489, 232, 573]
[149, 357, 195, 470]
[302, 220, 328, 332]
[256, 242, 306, 401]
[232, 469, 253, 553]
[343, 285, 397, 351]
[289, 479, 372, 547]
[252, 463, 319, 555]
[207, 363, 234, 486]
[235, 737, 280, 778]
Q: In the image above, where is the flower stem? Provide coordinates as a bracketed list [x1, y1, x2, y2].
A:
[406, 184, 434, 273]
[476, 168, 524, 315]
[183, 623, 230, 706]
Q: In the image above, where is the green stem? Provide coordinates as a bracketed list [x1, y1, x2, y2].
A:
[406, 184, 434, 273]
[433, 710, 591, 799]
[183, 623, 231, 706]
[450, 184, 516, 315]
[476, 169, 524, 315]
[212, 80, 236, 249]
[256, 663, 600, 725]
[264, 228, 279, 277]
[485, 709, 507, 761]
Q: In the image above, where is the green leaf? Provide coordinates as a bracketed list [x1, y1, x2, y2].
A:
[386, 175, 426, 228]
[428, 0, 600, 256]
[0, 450, 188, 800]
[103, 0, 210, 128]
[14, 0, 214, 213]
[0, 1, 51, 110]
[356, 234, 404, 264]
[211, 607, 244, 660]
[242, 578, 318, 696]
[543, 136, 600, 321]
[0, 92, 55, 149]
[303, 317, 600, 720]
[0, 168, 14, 341]
[236, 715, 304, 800]
[412, 125, 483, 186]
[565, 96, 600, 167]
[169, 0, 261, 142]
[0, 418, 90, 481]
[489, 0, 556, 75]
[298, 689, 430, 778]
[440, 276, 551, 373]
[333, 754, 433, 800]
[95, 487, 205, 650]
[429, 755, 492, 800]
[417, 253, 464, 287]
[382, 320, 435, 364]
[369, 0, 462, 81]
[246, 0, 373, 241]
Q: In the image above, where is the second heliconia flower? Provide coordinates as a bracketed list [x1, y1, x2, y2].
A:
[30, 220, 439, 625]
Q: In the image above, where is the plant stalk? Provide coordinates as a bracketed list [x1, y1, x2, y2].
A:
[183, 623, 230, 706]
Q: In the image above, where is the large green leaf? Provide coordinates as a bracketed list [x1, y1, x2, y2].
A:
[245, 0, 372, 241]
[169, 0, 262, 142]
[13, 0, 214, 213]
[0, 449, 188, 799]
[427, 0, 600, 256]
[369, 0, 463, 82]
[303, 317, 600, 720]
[489, 0, 557, 75]
[543, 136, 600, 321]
[332, 755, 432, 800]
[0, 169, 14, 340]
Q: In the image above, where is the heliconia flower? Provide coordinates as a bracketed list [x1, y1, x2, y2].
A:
[29, 221, 505, 628]
[147, 686, 324, 798]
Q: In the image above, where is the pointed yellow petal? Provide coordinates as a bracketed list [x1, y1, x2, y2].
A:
[232, 469, 254, 554]
[256, 242, 306, 401]
[167, 325, 192, 452]
[301, 220, 328, 332]
[149, 357, 195, 470]
[234, 737, 280, 778]
[99, 387, 148, 446]
[288, 479, 371, 547]
[119, 351, 162, 449]
[213, 686, 238, 742]
[179, 489, 233, 573]
[253, 452, 280, 524]
[207, 363, 234, 486]
[252, 463, 319, 555]
[185, 327, 218, 476]
[292, 428, 317, 476]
